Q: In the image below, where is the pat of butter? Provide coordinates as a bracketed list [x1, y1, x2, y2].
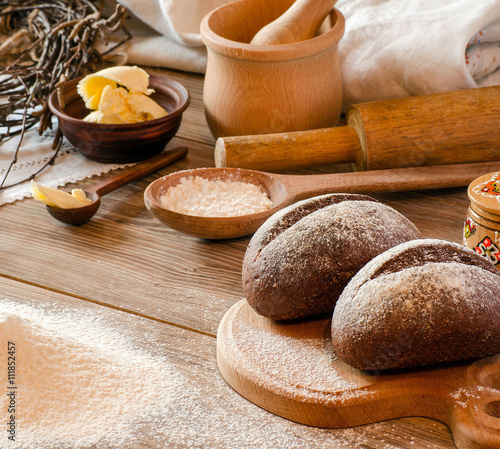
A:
[77, 66, 167, 124]
[30, 180, 92, 209]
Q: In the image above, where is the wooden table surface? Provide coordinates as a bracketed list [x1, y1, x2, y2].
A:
[0, 67, 475, 448]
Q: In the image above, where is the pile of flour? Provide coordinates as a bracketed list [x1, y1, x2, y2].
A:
[160, 176, 273, 217]
[0, 298, 428, 448]
[0, 299, 186, 448]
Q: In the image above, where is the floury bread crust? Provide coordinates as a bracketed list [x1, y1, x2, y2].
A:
[331, 239, 500, 371]
[242, 194, 423, 321]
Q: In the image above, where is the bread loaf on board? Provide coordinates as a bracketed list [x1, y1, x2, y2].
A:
[242, 193, 422, 320]
[331, 239, 500, 371]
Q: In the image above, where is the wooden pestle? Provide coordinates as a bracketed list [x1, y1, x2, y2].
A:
[250, 0, 337, 45]
[215, 86, 500, 171]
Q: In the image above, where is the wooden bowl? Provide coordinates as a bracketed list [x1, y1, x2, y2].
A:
[48, 73, 190, 163]
[200, 0, 345, 139]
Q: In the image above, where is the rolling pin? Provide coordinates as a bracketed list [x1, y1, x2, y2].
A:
[214, 86, 500, 171]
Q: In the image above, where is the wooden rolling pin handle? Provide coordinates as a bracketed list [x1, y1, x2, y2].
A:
[214, 125, 362, 171]
[214, 86, 500, 172]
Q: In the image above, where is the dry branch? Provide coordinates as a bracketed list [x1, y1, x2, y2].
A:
[0, 0, 130, 189]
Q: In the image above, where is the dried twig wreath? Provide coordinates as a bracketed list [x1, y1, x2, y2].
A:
[0, 0, 130, 190]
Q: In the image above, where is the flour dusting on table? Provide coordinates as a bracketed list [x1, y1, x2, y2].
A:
[0, 298, 421, 449]
[0, 299, 183, 448]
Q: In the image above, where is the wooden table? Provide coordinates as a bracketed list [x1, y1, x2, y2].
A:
[0, 67, 473, 448]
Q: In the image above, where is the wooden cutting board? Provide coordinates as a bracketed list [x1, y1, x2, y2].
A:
[217, 299, 500, 449]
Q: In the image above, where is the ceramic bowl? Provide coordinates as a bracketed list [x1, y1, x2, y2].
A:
[48, 73, 190, 163]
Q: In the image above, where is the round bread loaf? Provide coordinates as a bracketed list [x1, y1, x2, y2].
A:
[242, 193, 422, 320]
[331, 239, 500, 371]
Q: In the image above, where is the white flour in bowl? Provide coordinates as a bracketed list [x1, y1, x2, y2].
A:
[160, 175, 273, 217]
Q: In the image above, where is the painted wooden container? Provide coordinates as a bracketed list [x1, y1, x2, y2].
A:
[464, 172, 500, 269]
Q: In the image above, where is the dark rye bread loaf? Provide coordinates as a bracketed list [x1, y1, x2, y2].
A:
[242, 193, 422, 320]
[331, 239, 500, 371]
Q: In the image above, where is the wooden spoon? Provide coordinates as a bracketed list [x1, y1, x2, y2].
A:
[250, 0, 337, 45]
[46, 147, 188, 225]
[143, 160, 500, 240]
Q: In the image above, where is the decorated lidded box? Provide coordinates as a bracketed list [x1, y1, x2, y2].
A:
[464, 172, 500, 269]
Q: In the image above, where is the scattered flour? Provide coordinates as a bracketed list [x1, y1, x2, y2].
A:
[229, 309, 363, 405]
[0, 299, 451, 448]
[449, 386, 487, 409]
[160, 175, 273, 217]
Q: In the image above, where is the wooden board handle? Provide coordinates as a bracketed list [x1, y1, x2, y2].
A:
[449, 355, 500, 449]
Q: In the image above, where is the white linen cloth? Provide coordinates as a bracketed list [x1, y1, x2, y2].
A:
[112, 0, 500, 102]
[0, 123, 133, 205]
[1, 0, 500, 205]
[336, 0, 500, 106]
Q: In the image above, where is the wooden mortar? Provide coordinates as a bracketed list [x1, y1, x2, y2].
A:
[200, 0, 345, 139]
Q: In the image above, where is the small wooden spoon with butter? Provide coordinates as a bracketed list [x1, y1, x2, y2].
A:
[144, 161, 500, 240]
[46, 147, 188, 225]
[250, 0, 337, 45]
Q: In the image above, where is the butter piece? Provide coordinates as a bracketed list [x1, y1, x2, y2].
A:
[77, 65, 152, 107]
[30, 180, 92, 209]
[77, 66, 167, 124]
[126, 92, 168, 120]
[77, 77, 118, 111]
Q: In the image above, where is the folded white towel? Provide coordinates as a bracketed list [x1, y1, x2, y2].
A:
[336, 0, 500, 107]
[110, 0, 500, 107]
[104, 0, 234, 73]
